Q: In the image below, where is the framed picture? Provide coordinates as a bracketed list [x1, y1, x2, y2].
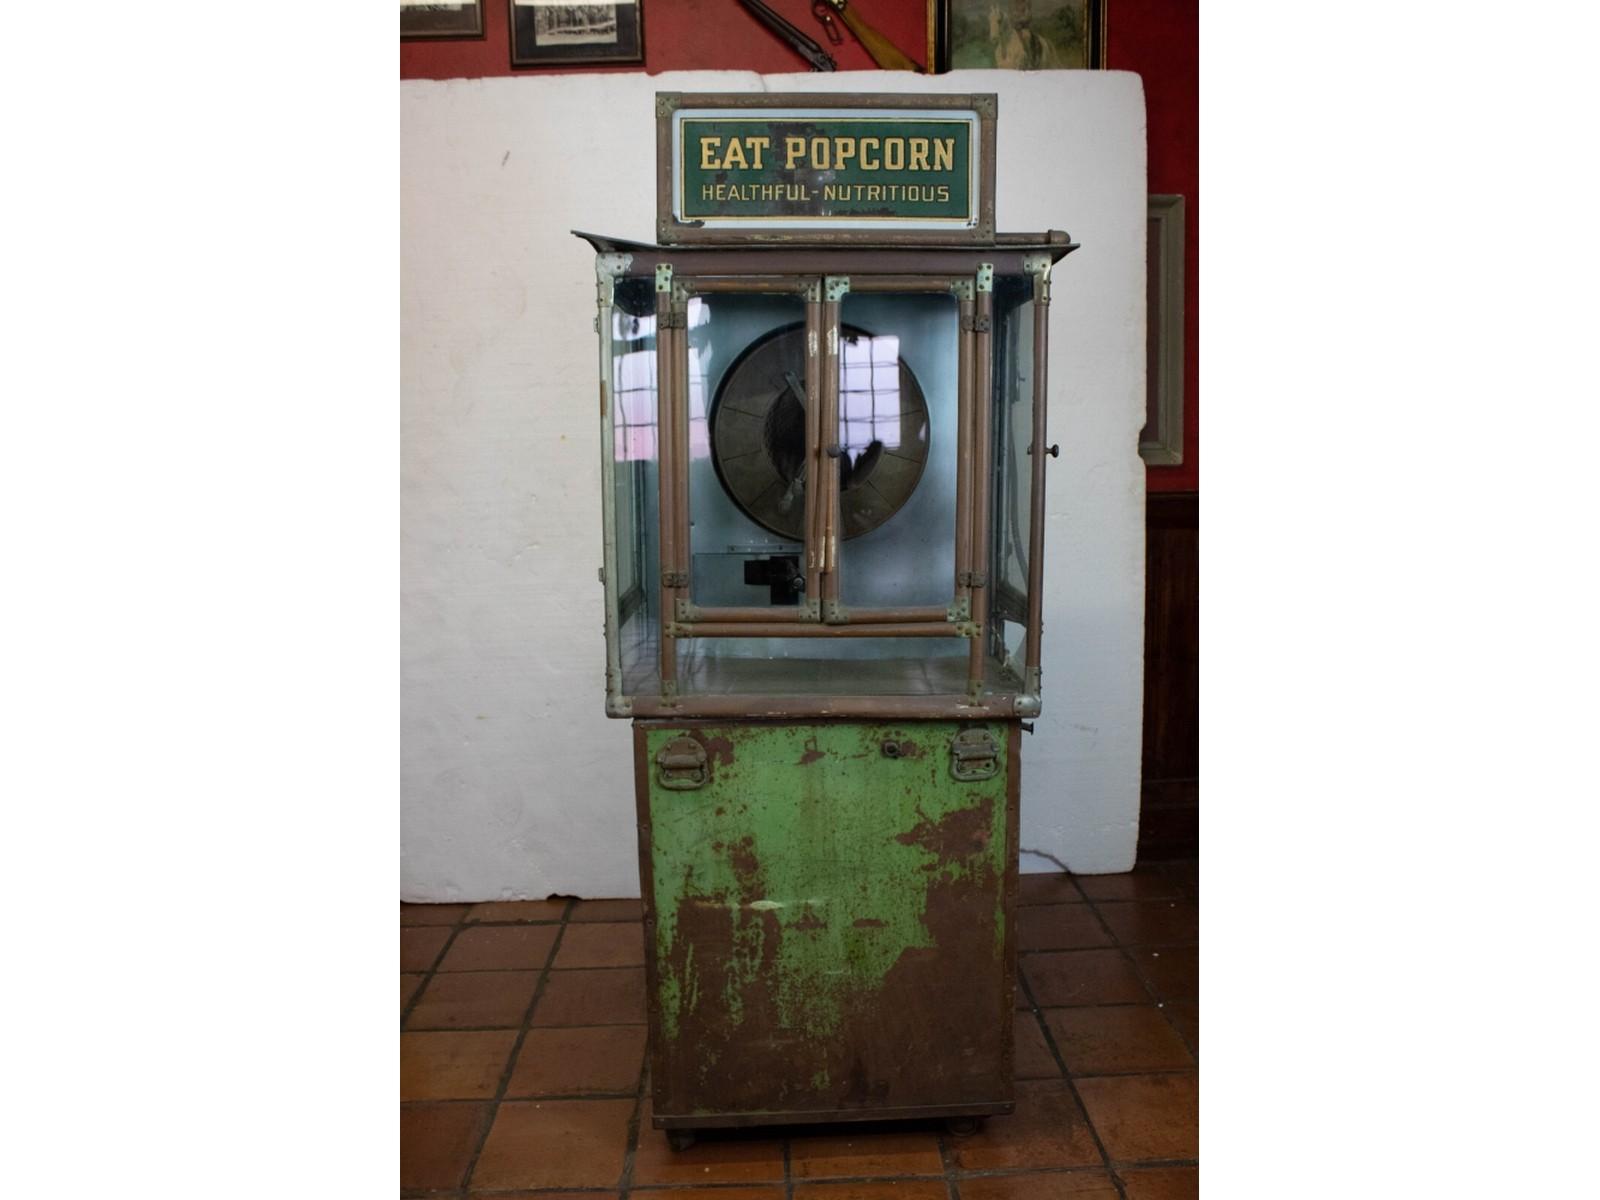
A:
[1141, 194, 1185, 466]
[510, 1, 644, 68]
[400, 0, 484, 40]
[930, 0, 1104, 72]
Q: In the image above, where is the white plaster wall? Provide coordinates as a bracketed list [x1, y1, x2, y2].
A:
[401, 70, 1146, 900]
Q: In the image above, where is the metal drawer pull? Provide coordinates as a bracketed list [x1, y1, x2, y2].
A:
[949, 728, 1000, 782]
[656, 736, 709, 790]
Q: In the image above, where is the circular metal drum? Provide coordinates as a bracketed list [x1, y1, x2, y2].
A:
[709, 324, 931, 542]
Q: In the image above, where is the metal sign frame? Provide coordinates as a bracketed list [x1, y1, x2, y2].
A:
[656, 92, 998, 246]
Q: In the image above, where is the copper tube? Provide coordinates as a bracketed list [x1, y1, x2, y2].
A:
[681, 277, 813, 294]
[655, 290, 678, 689]
[821, 298, 842, 603]
[843, 605, 952, 624]
[803, 292, 822, 601]
[953, 296, 975, 605]
[673, 299, 692, 591]
[680, 606, 807, 624]
[968, 288, 995, 690]
[678, 622, 964, 639]
[629, 693, 1023, 720]
[1024, 296, 1051, 680]
[846, 275, 968, 293]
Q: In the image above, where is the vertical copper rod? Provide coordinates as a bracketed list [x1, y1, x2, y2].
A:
[968, 288, 995, 690]
[1023, 295, 1051, 684]
[655, 291, 678, 691]
[953, 296, 975, 609]
[821, 298, 842, 605]
[673, 297, 692, 594]
[803, 292, 822, 605]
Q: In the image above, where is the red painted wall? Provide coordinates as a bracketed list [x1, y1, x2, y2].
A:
[401, 1, 929, 79]
[1106, 0, 1197, 491]
[403, 1, 1197, 489]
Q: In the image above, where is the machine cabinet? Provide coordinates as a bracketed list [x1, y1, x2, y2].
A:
[578, 91, 1074, 1144]
[637, 720, 1019, 1131]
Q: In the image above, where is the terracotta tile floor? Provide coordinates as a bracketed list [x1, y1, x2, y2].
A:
[400, 862, 1197, 1198]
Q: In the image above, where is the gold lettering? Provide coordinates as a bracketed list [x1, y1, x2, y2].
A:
[722, 138, 748, 170]
[700, 136, 722, 170]
[834, 136, 856, 170]
[859, 137, 879, 171]
[884, 139, 905, 171]
[702, 184, 716, 200]
[909, 138, 930, 171]
[745, 136, 769, 169]
[810, 137, 831, 170]
[933, 139, 955, 172]
[937, 185, 950, 202]
[785, 136, 807, 169]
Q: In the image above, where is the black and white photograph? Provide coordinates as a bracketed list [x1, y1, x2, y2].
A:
[510, 0, 643, 66]
[399, 0, 483, 40]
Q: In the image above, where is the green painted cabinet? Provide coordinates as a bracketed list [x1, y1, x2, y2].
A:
[635, 719, 1019, 1130]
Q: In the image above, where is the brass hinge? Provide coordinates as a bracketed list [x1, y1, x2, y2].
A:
[659, 309, 687, 329]
[1023, 253, 1053, 304]
[960, 313, 992, 333]
[958, 570, 988, 588]
[662, 570, 688, 587]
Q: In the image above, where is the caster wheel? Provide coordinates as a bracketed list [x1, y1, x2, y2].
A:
[945, 1116, 983, 1138]
[666, 1130, 697, 1152]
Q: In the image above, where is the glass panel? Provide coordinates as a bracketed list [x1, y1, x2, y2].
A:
[991, 275, 1034, 650]
[611, 276, 659, 693]
[679, 641, 977, 695]
[836, 292, 958, 610]
[694, 291, 810, 613]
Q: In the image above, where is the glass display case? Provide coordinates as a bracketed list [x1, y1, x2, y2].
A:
[592, 249, 1065, 720]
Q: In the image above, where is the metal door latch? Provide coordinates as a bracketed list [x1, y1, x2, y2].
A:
[950, 728, 1000, 782]
[655, 736, 709, 790]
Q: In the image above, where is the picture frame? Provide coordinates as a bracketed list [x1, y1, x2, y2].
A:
[509, 0, 645, 68]
[1141, 194, 1185, 466]
[929, 0, 1105, 72]
[400, 0, 484, 40]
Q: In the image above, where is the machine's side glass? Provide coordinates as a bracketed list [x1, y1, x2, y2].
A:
[611, 275, 661, 695]
[989, 274, 1034, 683]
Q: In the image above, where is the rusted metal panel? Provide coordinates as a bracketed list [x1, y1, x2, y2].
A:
[636, 718, 1017, 1128]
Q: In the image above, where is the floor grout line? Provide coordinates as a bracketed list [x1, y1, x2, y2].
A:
[614, 1044, 649, 1198]
[401, 905, 475, 1028]
[450, 897, 578, 1193]
[1077, 888, 1200, 1063]
[938, 1129, 961, 1199]
[1013, 919, 1131, 1200]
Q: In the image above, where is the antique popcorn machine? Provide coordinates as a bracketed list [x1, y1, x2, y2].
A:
[580, 93, 1073, 1147]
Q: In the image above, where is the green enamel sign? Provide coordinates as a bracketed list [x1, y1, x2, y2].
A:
[658, 96, 994, 241]
[679, 115, 976, 225]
